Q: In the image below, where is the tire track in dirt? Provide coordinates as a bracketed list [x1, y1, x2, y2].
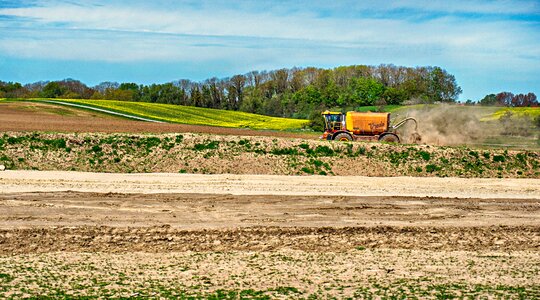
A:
[0, 226, 538, 254]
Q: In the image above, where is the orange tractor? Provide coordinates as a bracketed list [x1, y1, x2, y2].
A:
[320, 111, 420, 143]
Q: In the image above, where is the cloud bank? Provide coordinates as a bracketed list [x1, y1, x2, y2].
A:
[0, 0, 539, 100]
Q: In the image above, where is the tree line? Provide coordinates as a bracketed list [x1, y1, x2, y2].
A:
[476, 92, 538, 107]
[1, 64, 464, 118]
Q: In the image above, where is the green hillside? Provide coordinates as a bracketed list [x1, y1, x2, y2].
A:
[30, 99, 309, 131]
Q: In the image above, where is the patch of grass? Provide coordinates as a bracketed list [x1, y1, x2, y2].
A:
[314, 145, 335, 156]
[493, 155, 506, 162]
[356, 146, 366, 156]
[298, 143, 310, 150]
[0, 273, 13, 282]
[388, 150, 410, 165]
[300, 167, 314, 174]
[271, 147, 298, 155]
[90, 145, 102, 153]
[469, 150, 479, 158]
[418, 150, 431, 161]
[135, 136, 163, 152]
[425, 164, 440, 173]
[270, 286, 302, 295]
[194, 141, 219, 151]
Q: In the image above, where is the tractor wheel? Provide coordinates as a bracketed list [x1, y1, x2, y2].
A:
[333, 133, 352, 142]
[379, 133, 400, 143]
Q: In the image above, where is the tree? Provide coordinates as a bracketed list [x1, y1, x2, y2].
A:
[226, 75, 246, 110]
[479, 94, 497, 106]
[40, 82, 66, 98]
[58, 79, 93, 98]
[342, 77, 385, 106]
[240, 88, 264, 114]
[496, 92, 514, 106]
[382, 87, 408, 105]
[0, 81, 24, 98]
[427, 67, 462, 102]
[511, 93, 538, 107]
[117, 83, 138, 100]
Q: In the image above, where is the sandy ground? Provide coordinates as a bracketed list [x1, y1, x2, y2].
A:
[2, 192, 538, 229]
[0, 101, 314, 138]
[1, 173, 539, 297]
[0, 171, 538, 253]
[1, 170, 540, 199]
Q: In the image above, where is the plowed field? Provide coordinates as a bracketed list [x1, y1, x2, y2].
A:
[0, 172, 539, 298]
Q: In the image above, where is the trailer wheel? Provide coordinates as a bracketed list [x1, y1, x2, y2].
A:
[379, 133, 400, 143]
[333, 133, 352, 142]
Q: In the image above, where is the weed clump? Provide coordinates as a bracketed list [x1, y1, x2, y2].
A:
[271, 147, 298, 155]
[425, 164, 440, 173]
[493, 155, 506, 163]
[418, 151, 431, 161]
[314, 145, 334, 156]
[194, 141, 219, 151]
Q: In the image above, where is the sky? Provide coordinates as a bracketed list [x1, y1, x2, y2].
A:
[0, 0, 539, 101]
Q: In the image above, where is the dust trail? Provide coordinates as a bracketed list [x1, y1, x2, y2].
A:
[394, 105, 492, 146]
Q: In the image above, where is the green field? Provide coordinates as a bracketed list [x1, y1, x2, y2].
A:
[486, 107, 540, 121]
[28, 99, 310, 131]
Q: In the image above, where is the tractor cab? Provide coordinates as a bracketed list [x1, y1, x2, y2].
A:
[322, 111, 345, 131]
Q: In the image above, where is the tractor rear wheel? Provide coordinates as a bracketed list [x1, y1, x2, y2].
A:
[379, 133, 400, 143]
[333, 133, 352, 142]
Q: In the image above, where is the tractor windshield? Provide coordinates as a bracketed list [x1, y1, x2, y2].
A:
[323, 114, 343, 131]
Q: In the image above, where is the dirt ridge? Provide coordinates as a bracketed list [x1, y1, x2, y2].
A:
[1, 225, 538, 254]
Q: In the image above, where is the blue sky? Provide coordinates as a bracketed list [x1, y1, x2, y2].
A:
[0, 0, 539, 101]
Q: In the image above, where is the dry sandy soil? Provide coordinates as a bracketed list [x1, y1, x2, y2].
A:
[0, 171, 539, 298]
[1, 101, 539, 298]
[0, 101, 314, 139]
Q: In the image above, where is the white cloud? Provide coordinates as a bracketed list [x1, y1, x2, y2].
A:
[0, 0, 538, 99]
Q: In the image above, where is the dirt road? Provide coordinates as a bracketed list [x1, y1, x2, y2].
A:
[1, 171, 539, 199]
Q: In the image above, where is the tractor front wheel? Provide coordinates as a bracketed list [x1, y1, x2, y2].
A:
[379, 133, 400, 143]
[333, 133, 352, 142]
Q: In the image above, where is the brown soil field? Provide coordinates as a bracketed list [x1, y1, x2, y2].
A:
[0, 191, 539, 253]
[1, 100, 539, 298]
[0, 101, 315, 139]
[0, 172, 539, 298]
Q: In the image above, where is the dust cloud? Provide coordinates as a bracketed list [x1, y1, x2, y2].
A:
[394, 105, 491, 146]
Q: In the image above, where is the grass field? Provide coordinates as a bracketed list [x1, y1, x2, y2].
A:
[487, 107, 540, 120]
[9, 98, 539, 127]
[27, 99, 310, 131]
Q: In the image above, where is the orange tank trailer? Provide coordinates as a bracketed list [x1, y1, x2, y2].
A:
[345, 112, 390, 135]
[320, 110, 419, 143]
